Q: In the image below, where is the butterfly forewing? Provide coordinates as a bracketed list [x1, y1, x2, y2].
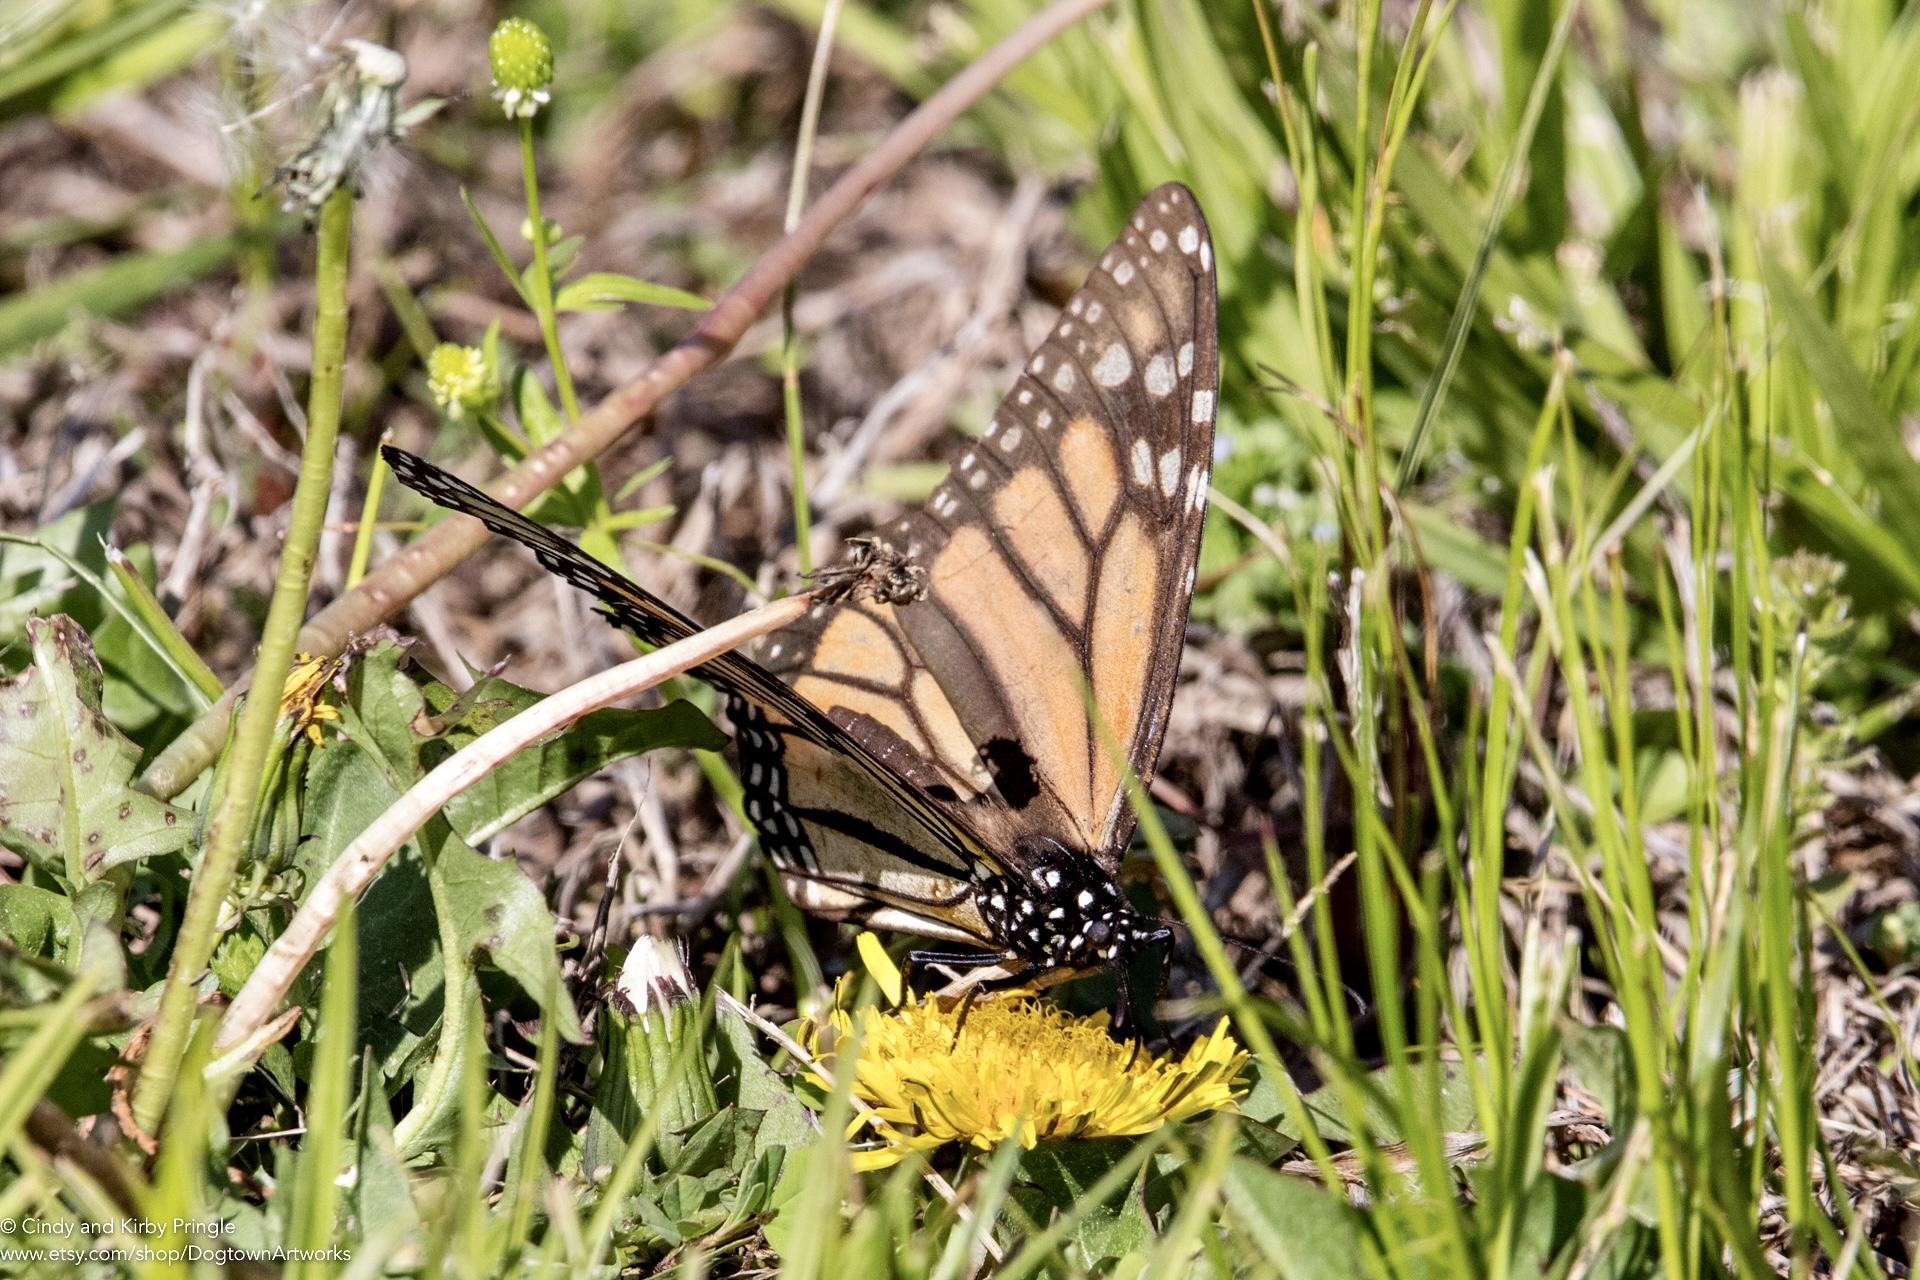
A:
[764, 182, 1218, 880]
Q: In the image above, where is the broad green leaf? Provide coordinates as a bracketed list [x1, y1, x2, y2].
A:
[1222, 1157, 1365, 1274]
[0, 615, 191, 884]
[553, 271, 712, 314]
[714, 1002, 816, 1155]
[332, 643, 599, 1044]
[512, 364, 563, 447]
[430, 829, 583, 1043]
[296, 737, 442, 1077]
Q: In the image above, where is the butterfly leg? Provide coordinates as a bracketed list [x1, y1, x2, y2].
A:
[1113, 963, 1137, 1037]
[907, 947, 1015, 970]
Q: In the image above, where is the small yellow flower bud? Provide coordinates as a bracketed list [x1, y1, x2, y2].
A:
[489, 17, 554, 120]
[426, 343, 494, 420]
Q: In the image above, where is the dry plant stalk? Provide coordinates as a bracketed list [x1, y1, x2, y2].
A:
[210, 591, 816, 1058]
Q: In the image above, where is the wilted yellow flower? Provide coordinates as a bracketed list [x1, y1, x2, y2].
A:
[277, 652, 342, 747]
[804, 972, 1248, 1171]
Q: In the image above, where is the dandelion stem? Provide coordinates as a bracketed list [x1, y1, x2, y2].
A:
[132, 185, 357, 1133]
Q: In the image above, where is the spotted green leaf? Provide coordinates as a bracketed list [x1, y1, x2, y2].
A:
[0, 615, 191, 885]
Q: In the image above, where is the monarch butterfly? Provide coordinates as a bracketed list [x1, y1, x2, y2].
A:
[385, 182, 1217, 996]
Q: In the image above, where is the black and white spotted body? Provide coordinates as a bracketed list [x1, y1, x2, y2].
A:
[976, 836, 1171, 971]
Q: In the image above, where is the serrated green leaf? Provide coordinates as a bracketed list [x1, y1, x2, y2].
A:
[0, 615, 191, 884]
[1013, 1141, 1154, 1267]
[553, 271, 712, 314]
[429, 830, 582, 1043]
[296, 736, 441, 1077]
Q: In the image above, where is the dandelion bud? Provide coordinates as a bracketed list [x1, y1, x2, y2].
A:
[593, 935, 716, 1169]
[425, 343, 495, 420]
[489, 17, 554, 120]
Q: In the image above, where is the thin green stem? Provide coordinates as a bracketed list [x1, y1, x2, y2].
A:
[779, 0, 844, 577]
[345, 442, 389, 590]
[519, 117, 580, 425]
[131, 186, 357, 1133]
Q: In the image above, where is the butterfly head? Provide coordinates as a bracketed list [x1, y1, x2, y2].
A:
[980, 838, 1170, 973]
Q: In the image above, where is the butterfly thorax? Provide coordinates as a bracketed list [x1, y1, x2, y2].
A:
[979, 838, 1170, 971]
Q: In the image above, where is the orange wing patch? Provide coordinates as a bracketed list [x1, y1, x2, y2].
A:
[930, 524, 1095, 835]
[808, 609, 908, 686]
[1088, 512, 1160, 843]
[1059, 417, 1120, 535]
[993, 467, 1091, 624]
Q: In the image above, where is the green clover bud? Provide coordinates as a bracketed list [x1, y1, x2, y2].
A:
[426, 343, 495, 420]
[489, 17, 554, 120]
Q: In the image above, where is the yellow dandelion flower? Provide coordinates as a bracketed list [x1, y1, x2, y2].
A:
[802, 968, 1248, 1171]
[277, 652, 342, 747]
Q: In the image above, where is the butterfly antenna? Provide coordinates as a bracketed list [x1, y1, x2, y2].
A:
[1145, 911, 1370, 1020]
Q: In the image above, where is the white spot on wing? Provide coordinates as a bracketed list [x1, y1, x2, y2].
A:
[1085, 302, 1104, 323]
[1179, 224, 1199, 254]
[1053, 363, 1076, 392]
[1192, 389, 1215, 422]
[1018, 390, 1033, 405]
[1178, 342, 1194, 376]
[1144, 353, 1175, 397]
[1158, 447, 1181, 497]
[1149, 228, 1168, 252]
[1130, 438, 1153, 487]
[1030, 354, 1046, 374]
[1092, 342, 1132, 387]
[1201, 242, 1212, 271]
[1036, 409, 1053, 429]
[1000, 426, 1023, 452]
[1113, 260, 1135, 286]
